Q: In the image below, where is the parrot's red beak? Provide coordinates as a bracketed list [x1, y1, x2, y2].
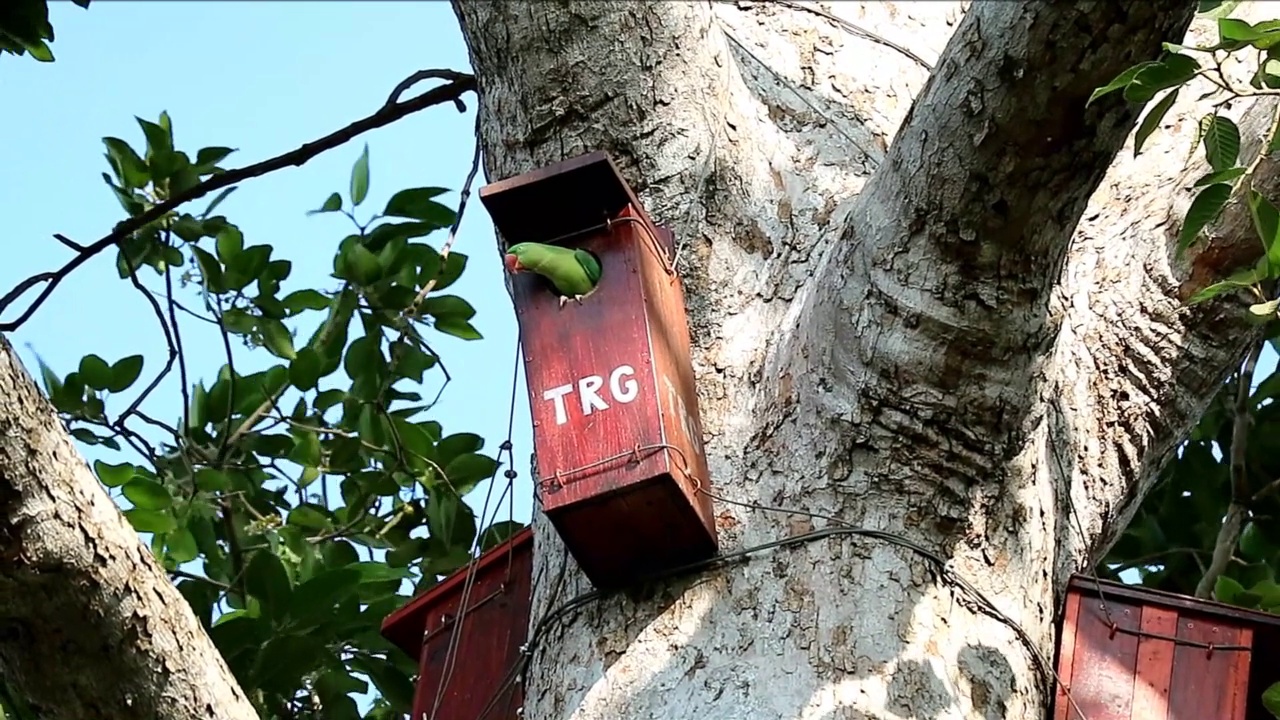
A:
[504, 253, 522, 273]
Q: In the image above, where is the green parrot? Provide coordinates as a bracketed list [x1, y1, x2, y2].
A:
[503, 242, 603, 308]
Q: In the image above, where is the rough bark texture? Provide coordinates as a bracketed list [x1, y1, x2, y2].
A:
[0, 335, 256, 720]
[454, 1, 1272, 719]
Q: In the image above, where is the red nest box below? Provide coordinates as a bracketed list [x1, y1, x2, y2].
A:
[479, 151, 717, 589]
[1053, 575, 1280, 720]
[380, 528, 534, 720]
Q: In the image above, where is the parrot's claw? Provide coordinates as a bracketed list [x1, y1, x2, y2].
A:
[558, 295, 569, 310]
[573, 295, 585, 305]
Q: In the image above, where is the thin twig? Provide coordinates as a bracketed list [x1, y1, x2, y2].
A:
[213, 295, 238, 462]
[52, 233, 84, 251]
[0, 70, 476, 332]
[409, 112, 483, 313]
[163, 260, 193, 436]
[1195, 339, 1263, 599]
[116, 246, 178, 425]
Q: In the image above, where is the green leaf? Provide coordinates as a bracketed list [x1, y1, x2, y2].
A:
[287, 504, 333, 530]
[309, 192, 343, 215]
[288, 348, 323, 391]
[1089, 62, 1160, 106]
[1240, 522, 1273, 561]
[215, 227, 244, 262]
[136, 116, 174, 169]
[349, 656, 417, 713]
[1262, 681, 1280, 718]
[436, 433, 483, 464]
[29, 350, 61, 397]
[123, 478, 173, 511]
[78, 354, 112, 391]
[259, 319, 296, 360]
[350, 144, 370, 207]
[224, 244, 272, 291]
[435, 318, 483, 340]
[1179, 183, 1233, 252]
[1215, 575, 1246, 604]
[426, 486, 477, 549]
[1134, 89, 1179, 157]
[419, 295, 476, 321]
[281, 289, 330, 315]
[194, 467, 232, 491]
[251, 634, 325, 693]
[102, 137, 149, 189]
[203, 187, 237, 218]
[167, 528, 199, 563]
[479, 521, 525, 552]
[343, 243, 382, 286]
[444, 453, 499, 495]
[1193, 167, 1246, 187]
[244, 551, 293, 622]
[195, 146, 235, 170]
[1124, 55, 1201, 104]
[390, 342, 437, 383]
[286, 568, 361, 624]
[1249, 190, 1280, 274]
[125, 508, 176, 534]
[1202, 115, 1242, 171]
[191, 246, 225, 293]
[1200, 0, 1242, 18]
[107, 355, 144, 393]
[382, 187, 454, 225]
[94, 460, 136, 488]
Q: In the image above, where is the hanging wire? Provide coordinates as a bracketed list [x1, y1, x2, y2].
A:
[427, 338, 523, 720]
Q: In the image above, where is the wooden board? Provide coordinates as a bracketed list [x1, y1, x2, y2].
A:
[1065, 597, 1142, 720]
[1129, 605, 1177, 720]
[380, 529, 534, 720]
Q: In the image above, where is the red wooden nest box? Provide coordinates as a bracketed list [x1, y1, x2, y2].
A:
[478, 151, 717, 589]
[1053, 575, 1280, 720]
[380, 528, 533, 720]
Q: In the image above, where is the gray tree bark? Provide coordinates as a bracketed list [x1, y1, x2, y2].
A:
[454, 1, 1268, 718]
[0, 335, 256, 720]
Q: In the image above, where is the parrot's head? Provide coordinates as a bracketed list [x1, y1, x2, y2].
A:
[504, 243, 531, 274]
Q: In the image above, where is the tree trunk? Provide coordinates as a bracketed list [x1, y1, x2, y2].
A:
[454, 2, 1268, 718]
[0, 335, 256, 720]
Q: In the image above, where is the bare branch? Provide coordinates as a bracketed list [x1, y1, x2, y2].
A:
[0, 70, 476, 332]
[1195, 339, 1262, 599]
[409, 113, 483, 313]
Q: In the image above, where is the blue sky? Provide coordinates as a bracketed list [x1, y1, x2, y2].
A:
[0, 1, 534, 538]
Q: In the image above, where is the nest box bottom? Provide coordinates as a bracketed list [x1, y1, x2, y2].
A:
[546, 471, 717, 589]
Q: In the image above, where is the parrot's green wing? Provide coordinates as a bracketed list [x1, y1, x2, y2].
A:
[573, 249, 602, 286]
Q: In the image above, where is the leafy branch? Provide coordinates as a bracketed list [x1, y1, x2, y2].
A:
[0, 68, 476, 332]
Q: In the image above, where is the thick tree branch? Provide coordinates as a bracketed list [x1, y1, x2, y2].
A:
[0, 70, 475, 332]
[0, 335, 256, 720]
[792, 1, 1197, 485]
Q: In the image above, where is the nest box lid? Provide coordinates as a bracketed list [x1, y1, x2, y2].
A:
[478, 151, 654, 248]
[380, 527, 534, 657]
[1068, 574, 1280, 628]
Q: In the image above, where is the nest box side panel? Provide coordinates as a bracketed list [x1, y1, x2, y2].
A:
[512, 226, 666, 509]
[637, 220, 716, 544]
[1066, 596, 1141, 720]
[410, 541, 534, 720]
[1128, 605, 1177, 720]
[1168, 616, 1250, 720]
[1052, 591, 1083, 720]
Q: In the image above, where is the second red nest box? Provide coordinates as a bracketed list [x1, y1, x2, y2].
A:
[479, 151, 717, 589]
